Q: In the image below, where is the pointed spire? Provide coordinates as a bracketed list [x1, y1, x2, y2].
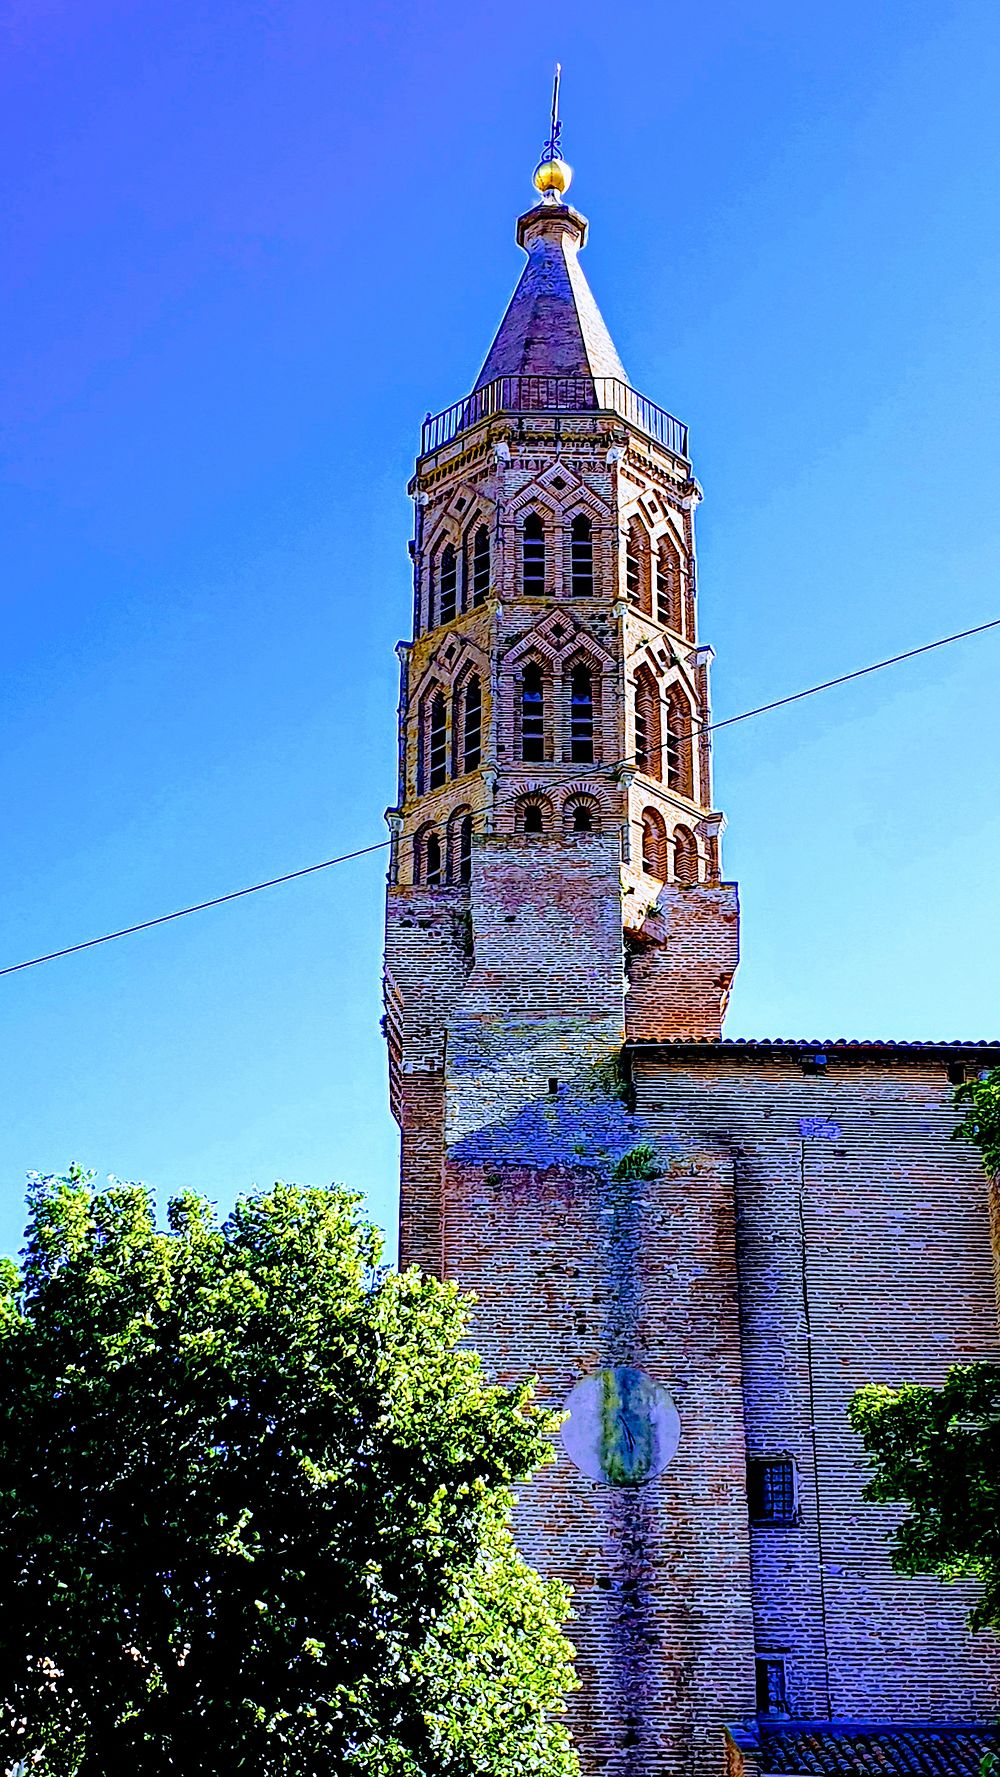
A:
[472, 72, 629, 391]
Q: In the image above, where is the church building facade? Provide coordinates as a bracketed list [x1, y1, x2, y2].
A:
[382, 140, 1000, 1777]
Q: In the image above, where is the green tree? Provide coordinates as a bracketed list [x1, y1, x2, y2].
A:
[848, 1066, 1000, 1633]
[0, 1170, 577, 1777]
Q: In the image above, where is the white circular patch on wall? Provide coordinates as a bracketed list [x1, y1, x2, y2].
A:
[560, 1366, 681, 1486]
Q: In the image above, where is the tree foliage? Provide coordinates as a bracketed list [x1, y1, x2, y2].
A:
[848, 1067, 1000, 1634]
[848, 1365, 1000, 1631]
[0, 1170, 578, 1776]
[954, 1066, 1000, 1180]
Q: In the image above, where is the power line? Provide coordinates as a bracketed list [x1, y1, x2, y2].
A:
[2, 614, 997, 982]
[657, 614, 1000, 758]
[0, 843, 390, 980]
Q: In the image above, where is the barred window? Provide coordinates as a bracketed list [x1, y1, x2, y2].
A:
[755, 1658, 788, 1716]
[641, 808, 668, 879]
[748, 1459, 797, 1526]
[428, 693, 447, 789]
[521, 662, 545, 762]
[425, 831, 442, 886]
[570, 664, 594, 763]
[634, 667, 661, 781]
[656, 536, 681, 629]
[665, 686, 693, 797]
[673, 824, 699, 888]
[472, 525, 490, 606]
[522, 512, 545, 594]
[458, 812, 473, 883]
[570, 514, 594, 596]
[439, 543, 458, 624]
[462, 675, 482, 773]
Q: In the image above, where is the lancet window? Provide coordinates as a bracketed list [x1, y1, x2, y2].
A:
[446, 807, 474, 885]
[428, 692, 448, 789]
[569, 664, 595, 764]
[520, 661, 546, 762]
[673, 824, 699, 886]
[570, 515, 594, 596]
[641, 808, 668, 879]
[457, 673, 482, 775]
[665, 686, 693, 798]
[471, 525, 490, 606]
[522, 512, 546, 595]
[625, 519, 651, 616]
[656, 535, 682, 631]
[438, 543, 458, 625]
[634, 666, 662, 780]
[425, 831, 443, 885]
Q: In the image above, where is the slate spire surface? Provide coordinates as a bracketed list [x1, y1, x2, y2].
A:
[473, 192, 629, 390]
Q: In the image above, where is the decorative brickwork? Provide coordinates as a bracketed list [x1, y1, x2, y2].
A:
[381, 169, 1000, 1777]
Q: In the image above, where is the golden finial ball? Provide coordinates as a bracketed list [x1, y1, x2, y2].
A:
[532, 156, 573, 197]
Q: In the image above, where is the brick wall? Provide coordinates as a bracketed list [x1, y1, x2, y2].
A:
[631, 1044, 1000, 1722]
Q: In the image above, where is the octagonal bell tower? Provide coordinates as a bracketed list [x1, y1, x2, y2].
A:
[383, 126, 751, 1777]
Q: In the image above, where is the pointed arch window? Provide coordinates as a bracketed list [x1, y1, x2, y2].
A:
[521, 662, 545, 762]
[458, 812, 473, 883]
[641, 808, 668, 880]
[425, 831, 443, 886]
[634, 666, 662, 782]
[570, 664, 595, 763]
[570, 515, 594, 597]
[472, 525, 490, 606]
[461, 674, 482, 774]
[439, 543, 458, 625]
[428, 692, 447, 789]
[625, 520, 651, 615]
[656, 536, 682, 630]
[665, 686, 693, 798]
[522, 513, 545, 595]
[673, 824, 699, 887]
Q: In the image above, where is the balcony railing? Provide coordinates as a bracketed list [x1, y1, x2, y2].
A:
[420, 375, 688, 460]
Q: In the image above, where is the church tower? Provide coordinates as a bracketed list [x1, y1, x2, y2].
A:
[382, 122, 750, 1775]
[384, 138, 740, 1265]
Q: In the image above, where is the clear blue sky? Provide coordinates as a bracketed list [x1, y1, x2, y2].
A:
[3, 0, 999, 1262]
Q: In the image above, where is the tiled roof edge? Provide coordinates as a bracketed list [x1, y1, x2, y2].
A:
[626, 1038, 1000, 1053]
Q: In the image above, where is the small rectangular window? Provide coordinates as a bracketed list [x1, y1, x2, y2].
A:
[748, 1459, 797, 1526]
[755, 1657, 788, 1716]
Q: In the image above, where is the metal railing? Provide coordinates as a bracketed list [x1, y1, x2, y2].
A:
[420, 374, 688, 460]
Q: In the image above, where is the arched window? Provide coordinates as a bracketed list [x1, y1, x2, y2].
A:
[656, 536, 682, 631]
[673, 824, 699, 887]
[665, 686, 693, 798]
[460, 674, 482, 774]
[570, 515, 594, 596]
[439, 543, 458, 624]
[446, 807, 473, 885]
[522, 513, 545, 595]
[428, 692, 447, 789]
[425, 831, 443, 886]
[634, 666, 662, 782]
[471, 525, 490, 606]
[566, 800, 595, 833]
[523, 803, 544, 834]
[458, 812, 473, 883]
[641, 808, 668, 879]
[569, 664, 594, 764]
[521, 662, 545, 762]
[625, 519, 651, 615]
